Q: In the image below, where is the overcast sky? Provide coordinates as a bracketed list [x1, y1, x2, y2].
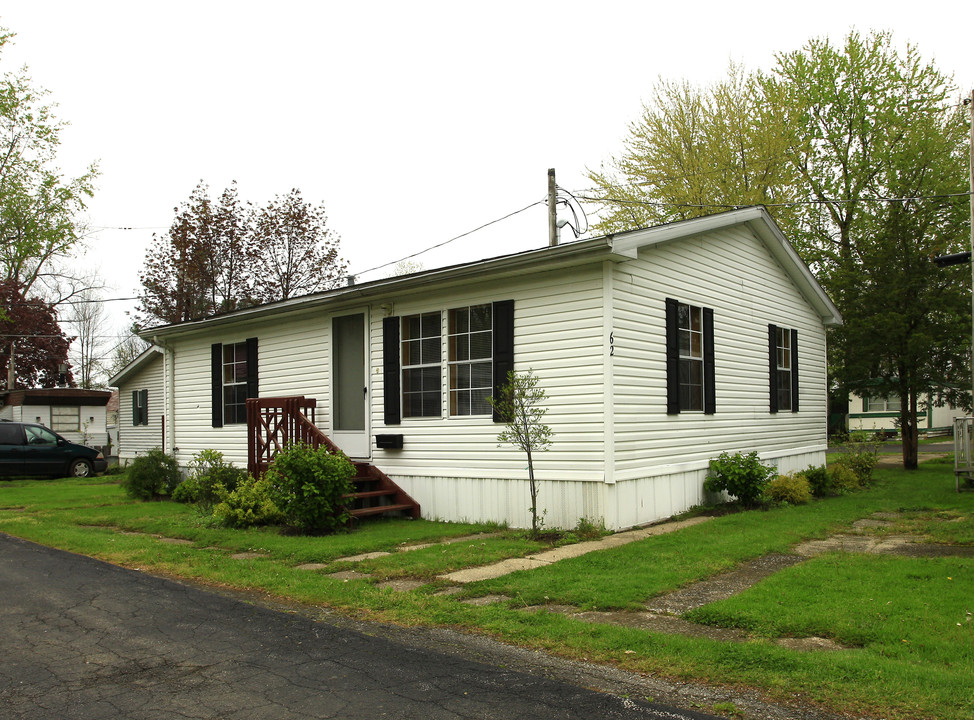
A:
[2, 1, 972, 337]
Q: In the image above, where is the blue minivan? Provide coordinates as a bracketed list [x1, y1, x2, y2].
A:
[0, 421, 107, 478]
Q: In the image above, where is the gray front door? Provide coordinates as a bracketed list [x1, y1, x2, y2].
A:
[332, 312, 369, 458]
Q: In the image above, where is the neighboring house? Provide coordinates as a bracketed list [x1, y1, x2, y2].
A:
[0, 388, 112, 450]
[847, 391, 961, 436]
[135, 207, 841, 530]
[109, 346, 166, 463]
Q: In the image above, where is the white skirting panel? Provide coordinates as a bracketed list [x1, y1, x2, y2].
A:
[391, 449, 827, 531]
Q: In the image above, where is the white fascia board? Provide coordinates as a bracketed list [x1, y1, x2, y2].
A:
[141, 237, 620, 341]
[108, 345, 165, 388]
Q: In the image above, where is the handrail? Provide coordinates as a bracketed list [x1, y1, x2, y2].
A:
[247, 396, 340, 477]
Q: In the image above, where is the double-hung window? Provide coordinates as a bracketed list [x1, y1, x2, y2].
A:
[401, 312, 442, 418]
[665, 298, 715, 414]
[678, 304, 704, 411]
[211, 337, 258, 427]
[222, 342, 250, 425]
[768, 324, 799, 414]
[448, 304, 493, 416]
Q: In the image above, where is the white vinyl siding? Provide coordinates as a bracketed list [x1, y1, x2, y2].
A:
[610, 225, 828, 478]
[371, 264, 606, 486]
[116, 353, 165, 461]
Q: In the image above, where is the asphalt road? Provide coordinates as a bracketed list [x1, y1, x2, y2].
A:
[0, 533, 720, 720]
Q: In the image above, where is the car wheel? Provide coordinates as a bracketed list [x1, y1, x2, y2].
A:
[69, 459, 94, 478]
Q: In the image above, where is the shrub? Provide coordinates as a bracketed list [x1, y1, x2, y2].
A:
[172, 450, 246, 512]
[834, 449, 878, 487]
[704, 451, 777, 507]
[267, 443, 356, 534]
[799, 465, 835, 497]
[121, 449, 181, 500]
[764, 473, 812, 505]
[213, 475, 283, 528]
[828, 463, 861, 493]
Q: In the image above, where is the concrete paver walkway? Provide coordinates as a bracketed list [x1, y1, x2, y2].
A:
[439, 516, 713, 583]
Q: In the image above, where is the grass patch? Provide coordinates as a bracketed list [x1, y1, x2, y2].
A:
[2, 463, 973, 719]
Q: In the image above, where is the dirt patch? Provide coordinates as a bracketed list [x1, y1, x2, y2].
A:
[645, 554, 805, 615]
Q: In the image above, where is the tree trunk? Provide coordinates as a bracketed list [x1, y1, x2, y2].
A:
[900, 388, 919, 470]
[526, 446, 538, 536]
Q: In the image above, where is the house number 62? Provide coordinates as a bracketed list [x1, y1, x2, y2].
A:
[609, 332, 615, 356]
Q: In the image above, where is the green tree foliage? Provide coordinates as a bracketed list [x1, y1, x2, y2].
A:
[0, 279, 74, 389]
[587, 31, 971, 469]
[0, 29, 98, 297]
[489, 370, 553, 536]
[138, 183, 347, 325]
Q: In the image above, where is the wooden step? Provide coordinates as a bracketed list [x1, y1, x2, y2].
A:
[344, 489, 397, 500]
[350, 503, 417, 518]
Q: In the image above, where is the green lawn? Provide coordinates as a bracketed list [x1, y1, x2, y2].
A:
[1, 462, 972, 720]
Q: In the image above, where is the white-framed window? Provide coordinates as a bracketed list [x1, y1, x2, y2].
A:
[448, 304, 493, 416]
[776, 327, 792, 411]
[401, 312, 442, 418]
[678, 303, 704, 412]
[222, 342, 249, 424]
[51, 405, 79, 432]
[866, 395, 901, 412]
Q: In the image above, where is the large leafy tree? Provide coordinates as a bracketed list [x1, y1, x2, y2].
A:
[252, 189, 346, 303]
[0, 29, 98, 299]
[586, 31, 971, 468]
[1, 279, 74, 389]
[138, 184, 346, 325]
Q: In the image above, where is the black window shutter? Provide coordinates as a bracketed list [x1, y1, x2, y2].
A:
[211, 343, 223, 428]
[665, 298, 680, 414]
[703, 307, 716, 415]
[492, 300, 515, 423]
[383, 317, 401, 425]
[140, 388, 149, 425]
[768, 324, 779, 414]
[245, 337, 259, 402]
[790, 328, 799, 413]
[132, 390, 140, 426]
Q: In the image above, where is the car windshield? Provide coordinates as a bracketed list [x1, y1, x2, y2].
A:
[24, 425, 58, 446]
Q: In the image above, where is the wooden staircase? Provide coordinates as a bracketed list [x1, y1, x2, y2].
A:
[247, 396, 420, 521]
[346, 461, 421, 520]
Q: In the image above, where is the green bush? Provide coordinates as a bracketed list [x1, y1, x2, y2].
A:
[764, 473, 812, 505]
[171, 450, 246, 512]
[704, 451, 777, 508]
[213, 475, 283, 528]
[834, 450, 878, 487]
[828, 463, 861, 493]
[799, 465, 835, 497]
[267, 443, 356, 534]
[121, 449, 181, 500]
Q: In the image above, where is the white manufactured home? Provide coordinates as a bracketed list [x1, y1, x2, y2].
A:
[118, 207, 841, 530]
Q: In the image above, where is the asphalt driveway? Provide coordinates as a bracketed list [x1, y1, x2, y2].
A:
[0, 533, 719, 720]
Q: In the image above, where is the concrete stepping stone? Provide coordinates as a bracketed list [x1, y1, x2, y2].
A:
[294, 562, 330, 571]
[334, 551, 392, 562]
[327, 570, 372, 582]
[377, 579, 427, 592]
[157, 537, 193, 545]
[230, 551, 268, 560]
[460, 594, 509, 606]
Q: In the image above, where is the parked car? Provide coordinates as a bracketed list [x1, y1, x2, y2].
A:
[0, 420, 107, 478]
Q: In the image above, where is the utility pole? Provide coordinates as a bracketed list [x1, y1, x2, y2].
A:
[967, 89, 974, 407]
[547, 168, 558, 247]
[6, 342, 14, 390]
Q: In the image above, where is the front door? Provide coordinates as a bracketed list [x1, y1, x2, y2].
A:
[332, 312, 370, 458]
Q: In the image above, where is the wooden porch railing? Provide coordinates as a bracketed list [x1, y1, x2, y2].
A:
[246, 396, 339, 477]
[246, 395, 420, 521]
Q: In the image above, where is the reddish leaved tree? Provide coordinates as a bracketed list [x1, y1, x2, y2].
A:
[0, 279, 74, 389]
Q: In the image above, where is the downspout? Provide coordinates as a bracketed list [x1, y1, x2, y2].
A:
[152, 336, 177, 458]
